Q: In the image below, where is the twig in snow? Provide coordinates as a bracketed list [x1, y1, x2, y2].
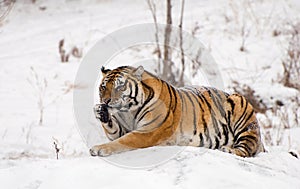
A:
[53, 138, 61, 160]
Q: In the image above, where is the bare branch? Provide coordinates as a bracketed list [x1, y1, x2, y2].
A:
[178, 0, 185, 86]
[162, 0, 173, 77]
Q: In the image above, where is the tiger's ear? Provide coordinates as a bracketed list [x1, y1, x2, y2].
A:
[101, 66, 111, 77]
[133, 66, 144, 81]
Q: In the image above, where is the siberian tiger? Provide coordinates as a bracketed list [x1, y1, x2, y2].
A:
[90, 66, 265, 157]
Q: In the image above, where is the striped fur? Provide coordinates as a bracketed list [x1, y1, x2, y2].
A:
[90, 66, 265, 157]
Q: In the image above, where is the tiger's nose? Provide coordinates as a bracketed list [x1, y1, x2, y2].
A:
[103, 98, 111, 104]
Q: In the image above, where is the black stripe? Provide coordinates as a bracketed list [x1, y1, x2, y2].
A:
[153, 82, 173, 126]
[236, 138, 256, 148]
[211, 115, 221, 138]
[235, 135, 257, 148]
[189, 91, 204, 135]
[106, 129, 118, 135]
[214, 137, 220, 149]
[128, 82, 133, 97]
[105, 116, 119, 135]
[235, 110, 255, 132]
[107, 71, 125, 78]
[221, 123, 229, 146]
[233, 126, 250, 142]
[240, 95, 244, 108]
[118, 125, 123, 138]
[113, 116, 124, 137]
[203, 95, 212, 113]
[134, 82, 139, 103]
[177, 90, 185, 135]
[105, 121, 118, 135]
[116, 66, 129, 70]
[199, 133, 204, 147]
[234, 102, 249, 133]
[171, 86, 178, 111]
[197, 91, 215, 146]
[196, 89, 212, 111]
[227, 98, 235, 114]
[234, 144, 251, 157]
[166, 82, 173, 109]
[203, 120, 212, 148]
[182, 90, 197, 135]
[137, 105, 157, 122]
[194, 95, 205, 112]
[203, 86, 210, 91]
[134, 81, 154, 119]
[227, 111, 234, 135]
[138, 110, 150, 122]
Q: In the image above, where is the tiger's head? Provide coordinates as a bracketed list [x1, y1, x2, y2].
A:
[99, 66, 145, 112]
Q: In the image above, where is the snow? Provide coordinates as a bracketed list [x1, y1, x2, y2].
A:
[0, 0, 300, 188]
[1, 147, 299, 189]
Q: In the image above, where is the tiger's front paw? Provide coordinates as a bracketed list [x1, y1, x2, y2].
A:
[94, 104, 109, 123]
[90, 144, 113, 157]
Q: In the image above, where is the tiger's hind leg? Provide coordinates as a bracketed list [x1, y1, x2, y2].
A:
[224, 94, 265, 157]
[221, 121, 262, 157]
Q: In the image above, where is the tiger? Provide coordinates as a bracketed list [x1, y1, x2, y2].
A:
[90, 65, 265, 157]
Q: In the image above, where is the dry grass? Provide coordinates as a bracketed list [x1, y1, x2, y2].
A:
[231, 80, 268, 114]
[276, 22, 300, 91]
[59, 39, 82, 63]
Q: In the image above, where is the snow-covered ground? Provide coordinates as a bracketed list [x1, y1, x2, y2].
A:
[1, 147, 300, 189]
[0, 0, 300, 188]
